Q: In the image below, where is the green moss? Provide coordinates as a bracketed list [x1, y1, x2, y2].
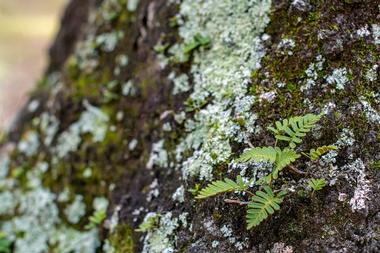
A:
[108, 224, 135, 253]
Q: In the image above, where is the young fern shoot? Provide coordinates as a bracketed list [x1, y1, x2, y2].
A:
[304, 145, 337, 161]
[267, 114, 322, 148]
[246, 187, 286, 229]
[308, 178, 327, 192]
[195, 176, 248, 199]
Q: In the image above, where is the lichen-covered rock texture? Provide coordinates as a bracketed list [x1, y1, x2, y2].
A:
[1, 0, 380, 252]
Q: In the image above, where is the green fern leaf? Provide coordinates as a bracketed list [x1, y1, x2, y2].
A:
[309, 145, 337, 161]
[196, 175, 248, 199]
[0, 232, 11, 253]
[308, 178, 327, 191]
[136, 214, 160, 232]
[272, 148, 301, 179]
[246, 186, 286, 229]
[268, 114, 322, 148]
[236, 147, 277, 163]
[85, 210, 107, 229]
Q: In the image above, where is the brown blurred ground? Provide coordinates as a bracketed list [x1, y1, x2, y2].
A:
[0, 0, 65, 129]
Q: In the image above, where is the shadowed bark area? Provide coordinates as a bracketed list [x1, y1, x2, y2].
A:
[47, 0, 92, 74]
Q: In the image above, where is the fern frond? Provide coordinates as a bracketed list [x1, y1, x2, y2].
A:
[136, 214, 160, 232]
[236, 147, 277, 163]
[85, 210, 106, 229]
[308, 178, 327, 191]
[246, 186, 286, 229]
[370, 160, 380, 170]
[267, 114, 322, 148]
[309, 145, 337, 161]
[196, 176, 248, 199]
[272, 148, 301, 179]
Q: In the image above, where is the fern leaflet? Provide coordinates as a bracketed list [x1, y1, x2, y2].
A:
[136, 214, 160, 232]
[246, 186, 286, 229]
[272, 148, 301, 179]
[236, 147, 277, 163]
[85, 210, 106, 229]
[267, 113, 322, 148]
[196, 176, 248, 199]
[308, 178, 327, 191]
[309, 145, 337, 161]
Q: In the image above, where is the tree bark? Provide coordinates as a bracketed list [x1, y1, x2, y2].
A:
[1, 0, 380, 252]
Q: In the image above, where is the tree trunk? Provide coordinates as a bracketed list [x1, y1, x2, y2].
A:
[1, 0, 380, 252]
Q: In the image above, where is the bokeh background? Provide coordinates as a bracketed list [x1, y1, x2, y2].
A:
[0, 0, 66, 129]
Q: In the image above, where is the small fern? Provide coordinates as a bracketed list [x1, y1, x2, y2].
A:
[195, 113, 338, 231]
[272, 148, 301, 179]
[236, 147, 277, 163]
[196, 175, 248, 199]
[267, 114, 322, 148]
[183, 34, 211, 54]
[370, 160, 380, 170]
[238, 147, 300, 181]
[0, 233, 11, 253]
[308, 178, 327, 191]
[85, 210, 106, 229]
[246, 186, 286, 229]
[308, 145, 337, 161]
[136, 213, 160, 232]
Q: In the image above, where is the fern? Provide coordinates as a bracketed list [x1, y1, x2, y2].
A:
[370, 160, 380, 170]
[237, 147, 300, 181]
[183, 34, 211, 54]
[193, 113, 337, 231]
[236, 147, 277, 163]
[308, 145, 337, 161]
[196, 176, 248, 199]
[267, 114, 322, 148]
[308, 178, 326, 191]
[272, 148, 301, 179]
[246, 186, 286, 229]
[85, 210, 106, 229]
[136, 214, 160, 232]
[0, 233, 11, 253]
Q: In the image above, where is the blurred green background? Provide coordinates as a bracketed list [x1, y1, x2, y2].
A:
[0, 0, 65, 129]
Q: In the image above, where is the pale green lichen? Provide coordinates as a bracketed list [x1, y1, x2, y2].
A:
[365, 64, 379, 82]
[127, 0, 139, 12]
[147, 140, 168, 169]
[55, 100, 109, 158]
[171, 185, 185, 203]
[128, 138, 138, 150]
[96, 31, 124, 53]
[169, 72, 190, 95]
[64, 195, 87, 224]
[122, 80, 137, 96]
[277, 38, 295, 56]
[142, 2, 273, 251]
[141, 212, 185, 253]
[17, 131, 39, 157]
[326, 67, 349, 90]
[39, 112, 60, 146]
[170, 0, 271, 180]
[359, 97, 380, 125]
[0, 159, 99, 253]
[371, 24, 380, 45]
[300, 55, 325, 92]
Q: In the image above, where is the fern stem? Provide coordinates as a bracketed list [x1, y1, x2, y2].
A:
[288, 165, 306, 175]
[224, 199, 250, 205]
[301, 152, 311, 159]
[245, 190, 255, 197]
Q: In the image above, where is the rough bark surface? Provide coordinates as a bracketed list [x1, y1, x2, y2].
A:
[1, 0, 380, 252]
